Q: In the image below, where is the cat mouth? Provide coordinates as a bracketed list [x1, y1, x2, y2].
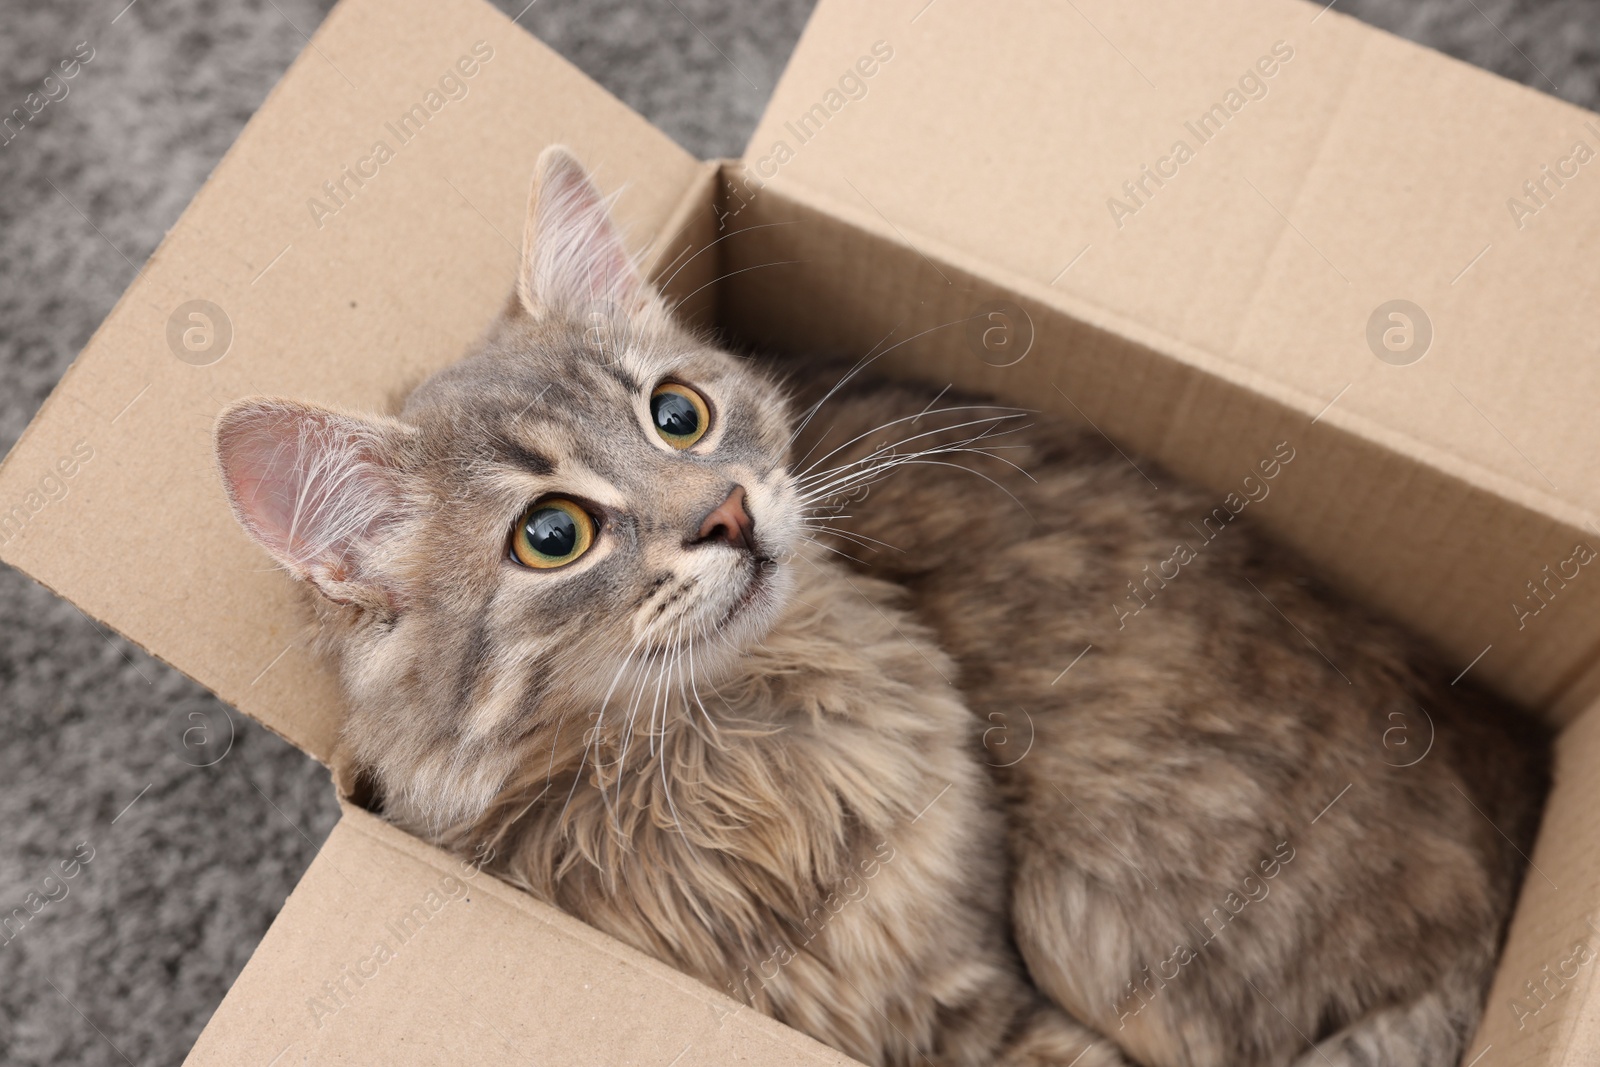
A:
[721, 556, 778, 627]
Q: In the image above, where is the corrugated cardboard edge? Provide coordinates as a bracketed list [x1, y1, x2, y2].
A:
[645, 160, 726, 324]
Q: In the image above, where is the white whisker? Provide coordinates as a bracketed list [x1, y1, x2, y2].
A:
[799, 523, 903, 555]
[797, 440, 1028, 506]
[804, 536, 868, 564]
[785, 317, 910, 456]
[794, 414, 1032, 500]
[786, 312, 976, 445]
[798, 406, 1027, 481]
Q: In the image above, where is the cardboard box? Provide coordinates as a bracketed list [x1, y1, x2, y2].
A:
[2, 0, 1598, 1061]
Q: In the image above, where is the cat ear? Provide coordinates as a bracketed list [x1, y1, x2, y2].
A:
[215, 398, 413, 613]
[516, 145, 644, 319]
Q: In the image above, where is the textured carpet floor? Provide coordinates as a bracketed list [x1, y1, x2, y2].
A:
[0, 1, 1595, 1064]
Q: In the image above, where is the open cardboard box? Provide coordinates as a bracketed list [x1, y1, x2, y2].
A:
[3, 0, 1599, 1061]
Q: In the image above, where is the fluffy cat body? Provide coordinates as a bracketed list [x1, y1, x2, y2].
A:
[215, 147, 1546, 1067]
[789, 378, 1547, 1067]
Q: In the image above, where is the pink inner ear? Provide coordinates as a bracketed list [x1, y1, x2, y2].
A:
[521, 150, 642, 317]
[216, 401, 400, 589]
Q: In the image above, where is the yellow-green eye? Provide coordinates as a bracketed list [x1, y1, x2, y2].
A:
[650, 381, 710, 449]
[511, 498, 595, 569]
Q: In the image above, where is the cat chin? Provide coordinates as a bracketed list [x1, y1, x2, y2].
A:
[716, 557, 779, 625]
[720, 560, 792, 642]
[673, 557, 793, 665]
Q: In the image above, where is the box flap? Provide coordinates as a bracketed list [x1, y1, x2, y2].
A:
[0, 0, 704, 763]
[747, 0, 1600, 548]
[184, 805, 857, 1066]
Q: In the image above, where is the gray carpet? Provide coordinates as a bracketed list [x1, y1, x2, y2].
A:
[0, 1, 1594, 1064]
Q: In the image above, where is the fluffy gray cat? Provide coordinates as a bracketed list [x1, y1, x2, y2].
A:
[214, 146, 1547, 1067]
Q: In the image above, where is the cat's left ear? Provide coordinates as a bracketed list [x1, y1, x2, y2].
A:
[516, 145, 646, 319]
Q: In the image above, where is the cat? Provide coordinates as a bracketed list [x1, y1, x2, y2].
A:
[214, 145, 1547, 1067]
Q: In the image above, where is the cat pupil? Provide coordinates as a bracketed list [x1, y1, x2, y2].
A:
[652, 392, 699, 437]
[527, 508, 577, 557]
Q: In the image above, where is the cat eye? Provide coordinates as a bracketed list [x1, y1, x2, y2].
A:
[649, 381, 711, 449]
[511, 497, 596, 569]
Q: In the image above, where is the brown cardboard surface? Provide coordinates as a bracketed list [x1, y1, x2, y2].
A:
[743, 0, 1600, 712]
[183, 804, 857, 1066]
[0, 0, 703, 763]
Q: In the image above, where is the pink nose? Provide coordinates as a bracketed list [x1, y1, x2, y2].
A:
[695, 486, 754, 551]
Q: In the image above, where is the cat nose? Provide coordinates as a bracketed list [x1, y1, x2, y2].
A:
[693, 485, 755, 551]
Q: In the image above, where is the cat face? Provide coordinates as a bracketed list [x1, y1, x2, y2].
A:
[215, 147, 802, 825]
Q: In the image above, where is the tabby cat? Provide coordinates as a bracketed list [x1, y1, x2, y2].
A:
[215, 146, 1547, 1067]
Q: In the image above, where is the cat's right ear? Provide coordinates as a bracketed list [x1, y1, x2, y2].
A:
[215, 398, 414, 614]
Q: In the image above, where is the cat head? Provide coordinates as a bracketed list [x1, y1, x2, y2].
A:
[215, 147, 803, 828]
